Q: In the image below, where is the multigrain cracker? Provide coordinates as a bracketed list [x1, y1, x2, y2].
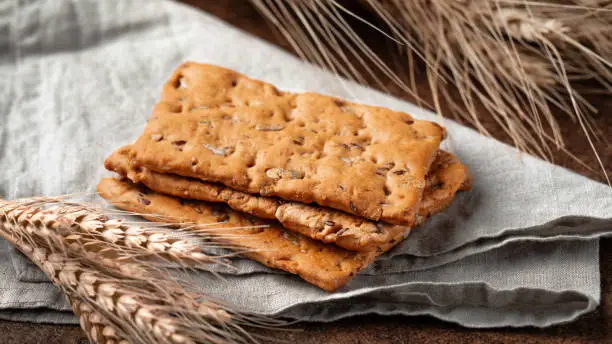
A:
[97, 178, 403, 291]
[106, 147, 471, 251]
[129, 62, 446, 225]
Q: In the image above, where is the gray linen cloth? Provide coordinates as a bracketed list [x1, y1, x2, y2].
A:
[0, 0, 610, 328]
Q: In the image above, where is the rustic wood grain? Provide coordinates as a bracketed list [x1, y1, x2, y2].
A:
[2, 1, 610, 343]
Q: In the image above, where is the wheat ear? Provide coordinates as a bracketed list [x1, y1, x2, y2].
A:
[1, 199, 225, 266]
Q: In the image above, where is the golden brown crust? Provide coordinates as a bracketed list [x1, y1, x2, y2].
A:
[418, 151, 472, 219]
[105, 146, 471, 251]
[129, 62, 446, 225]
[273, 202, 409, 251]
[97, 177, 385, 292]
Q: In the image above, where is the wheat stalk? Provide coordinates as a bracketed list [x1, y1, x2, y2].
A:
[0, 199, 234, 269]
[0, 198, 281, 344]
[250, 0, 611, 181]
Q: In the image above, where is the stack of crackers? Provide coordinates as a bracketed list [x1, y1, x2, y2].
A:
[97, 62, 472, 291]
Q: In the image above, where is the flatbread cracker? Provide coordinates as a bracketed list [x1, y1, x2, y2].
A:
[129, 62, 446, 225]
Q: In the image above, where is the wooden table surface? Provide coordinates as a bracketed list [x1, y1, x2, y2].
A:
[3, 1, 611, 343]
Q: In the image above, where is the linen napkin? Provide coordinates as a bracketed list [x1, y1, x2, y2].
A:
[0, 0, 610, 328]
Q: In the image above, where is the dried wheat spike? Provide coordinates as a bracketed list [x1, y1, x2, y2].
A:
[33, 249, 198, 343]
[0, 199, 217, 267]
[70, 296, 129, 344]
[9, 234, 223, 344]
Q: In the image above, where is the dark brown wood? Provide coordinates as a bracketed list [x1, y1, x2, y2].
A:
[2, 1, 610, 343]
